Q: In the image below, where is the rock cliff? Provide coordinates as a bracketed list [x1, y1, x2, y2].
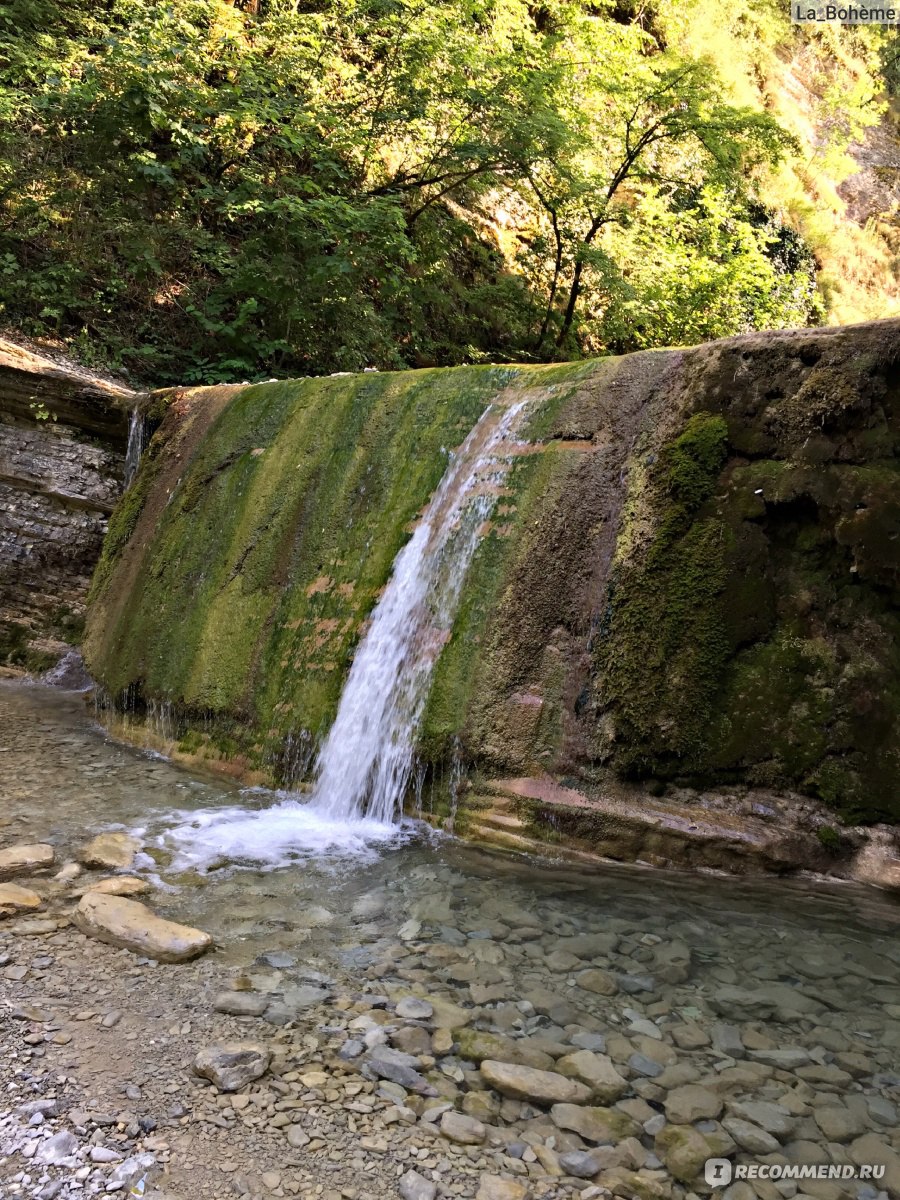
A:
[0, 338, 134, 672]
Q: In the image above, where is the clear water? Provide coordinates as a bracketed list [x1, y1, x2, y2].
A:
[4, 683, 900, 1193]
[3, 680, 900, 977]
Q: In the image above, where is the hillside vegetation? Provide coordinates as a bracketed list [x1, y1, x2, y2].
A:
[1, 0, 897, 384]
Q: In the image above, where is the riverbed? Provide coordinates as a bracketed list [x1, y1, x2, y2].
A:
[1, 680, 899, 1200]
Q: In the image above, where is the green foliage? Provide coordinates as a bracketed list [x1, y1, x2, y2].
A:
[0, 0, 835, 382]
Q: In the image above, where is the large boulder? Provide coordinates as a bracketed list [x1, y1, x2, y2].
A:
[0, 843, 54, 880]
[74, 892, 211, 962]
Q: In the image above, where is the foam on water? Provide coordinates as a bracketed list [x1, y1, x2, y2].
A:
[149, 795, 417, 873]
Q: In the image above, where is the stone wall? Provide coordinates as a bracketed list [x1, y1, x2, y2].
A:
[0, 338, 133, 673]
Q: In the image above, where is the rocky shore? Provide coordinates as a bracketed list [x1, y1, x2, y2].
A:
[2, 828, 899, 1200]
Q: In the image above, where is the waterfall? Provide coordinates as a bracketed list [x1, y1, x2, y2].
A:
[307, 398, 529, 823]
[124, 406, 148, 487]
[158, 396, 529, 868]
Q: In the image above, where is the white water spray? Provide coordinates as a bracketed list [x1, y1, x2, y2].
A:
[158, 396, 529, 867]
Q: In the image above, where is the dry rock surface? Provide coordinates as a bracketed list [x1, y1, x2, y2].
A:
[73, 892, 212, 963]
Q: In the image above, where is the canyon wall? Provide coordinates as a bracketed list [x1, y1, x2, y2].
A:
[82, 320, 900, 829]
[0, 338, 133, 673]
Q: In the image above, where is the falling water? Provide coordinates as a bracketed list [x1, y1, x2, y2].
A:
[155, 396, 529, 868]
[124, 406, 148, 487]
[306, 398, 528, 824]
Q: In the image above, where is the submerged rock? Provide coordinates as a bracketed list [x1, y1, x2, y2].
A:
[555, 1049, 628, 1103]
[456, 1028, 555, 1071]
[550, 1103, 640, 1144]
[78, 832, 140, 870]
[213, 991, 269, 1017]
[194, 1042, 271, 1091]
[85, 875, 151, 896]
[480, 1061, 591, 1105]
[74, 892, 212, 962]
[0, 842, 54, 880]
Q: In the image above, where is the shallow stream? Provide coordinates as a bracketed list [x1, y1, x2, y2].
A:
[2, 680, 900, 1199]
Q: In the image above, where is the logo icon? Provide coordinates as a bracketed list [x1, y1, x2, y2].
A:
[705, 1158, 733, 1187]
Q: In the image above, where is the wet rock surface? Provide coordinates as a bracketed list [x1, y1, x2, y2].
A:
[1, 682, 900, 1200]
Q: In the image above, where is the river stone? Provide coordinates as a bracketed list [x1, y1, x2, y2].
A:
[74, 892, 212, 962]
[428, 995, 471, 1029]
[0, 882, 42, 917]
[576, 968, 618, 996]
[85, 875, 151, 897]
[550, 1103, 640, 1144]
[722, 1116, 780, 1153]
[366, 1052, 436, 1095]
[36, 1130, 80, 1164]
[399, 1170, 437, 1200]
[848, 1133, 900, 1194]
[814, 1104, 868, 1142]
[456, 1028, 555, 1071]
[664, 1084, 723, 1124]
[194, 1042, 271, 1091]
[628, 1052, 664, 1078]
[726, 1099, 796, 1139]
[558, 1150, 601, 1179]
[79, 832, 140, 870]
[440, 1110, 487, 1144]
[746, 1047, 811, 1070]
[655, 1124, 733, 1183]
[214, 991, 269, 1017]
[0, 843, 54, 880]
[711, 983, 819, 1022]
[475, 1177, 530, 1200]
[396, 996, 434, 1021]
[555, 1050, 628, 1102]
[480, 1060, 590, 1105]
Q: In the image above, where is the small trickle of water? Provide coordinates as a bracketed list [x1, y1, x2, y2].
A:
[446, 736, 465, 834]
[307, 397, 529, 824]
[124, 406, 149, 488]
[413, 757, 426, 820]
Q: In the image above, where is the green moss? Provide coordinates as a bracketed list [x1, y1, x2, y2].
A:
[816, 825, 842, 853]
[663, 412, 729, 510]
[87, 362, 590, 779]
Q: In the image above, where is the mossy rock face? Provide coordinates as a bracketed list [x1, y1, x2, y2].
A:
[84, 363, 598, 782]
[590, 323, 900, 822]
[85, 322, 900, 823]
